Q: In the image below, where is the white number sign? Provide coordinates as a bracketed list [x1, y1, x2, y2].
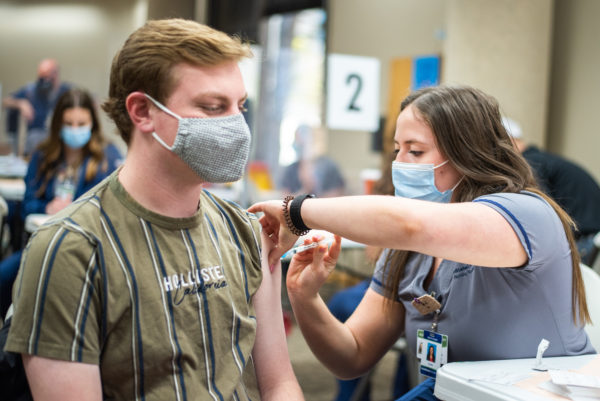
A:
[326, 54, 380, 132]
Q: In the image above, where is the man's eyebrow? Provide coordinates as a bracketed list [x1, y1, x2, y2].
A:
[193, 92, 249, 103]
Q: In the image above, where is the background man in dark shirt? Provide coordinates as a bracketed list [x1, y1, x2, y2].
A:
[504, 117, 600, 266]
[2, 58, 71, 155]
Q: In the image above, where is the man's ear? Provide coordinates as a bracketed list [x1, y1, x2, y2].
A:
[126, 92, 154, 133]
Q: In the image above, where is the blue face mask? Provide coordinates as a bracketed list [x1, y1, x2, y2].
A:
[392, 160, 456, 203]
[61, 125, 92, 149]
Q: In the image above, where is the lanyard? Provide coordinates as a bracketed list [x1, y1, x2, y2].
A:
[431, 309, 441, 331]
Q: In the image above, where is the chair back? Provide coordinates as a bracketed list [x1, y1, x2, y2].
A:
[581, 263, 600, 351]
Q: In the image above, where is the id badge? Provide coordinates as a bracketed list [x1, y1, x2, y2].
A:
[416, 329, 448, 378]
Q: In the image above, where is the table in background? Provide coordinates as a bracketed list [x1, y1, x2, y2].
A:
[0, 154, 27, 179]
[0, 154, 27, 202]
[0, 178, 25, 202]
[0, 155, 28, 253]
[434, 354, 599, 401]
[25, 213, 50, 234]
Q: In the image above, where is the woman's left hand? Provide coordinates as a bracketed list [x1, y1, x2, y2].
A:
[45, 196, 72, 215]
[286, 234, 342, 301]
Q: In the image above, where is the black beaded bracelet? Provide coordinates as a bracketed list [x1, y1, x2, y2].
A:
[289, 194, 315, 235]
[282, 196, 304, 236]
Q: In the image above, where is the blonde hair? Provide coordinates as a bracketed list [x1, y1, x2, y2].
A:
[102, 18, 252, 144]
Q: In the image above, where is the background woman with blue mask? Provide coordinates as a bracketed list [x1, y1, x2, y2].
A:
[250, 85, 594, 401]
[0, 87, 122, 320]
[22, 87, 122, 216]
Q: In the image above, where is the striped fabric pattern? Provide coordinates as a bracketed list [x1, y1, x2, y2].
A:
[6, 172, 263, 401]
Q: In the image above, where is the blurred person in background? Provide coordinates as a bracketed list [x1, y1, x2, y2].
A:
[280, 124, 345, 198]
[2, 58, 71, 155]
[504, 117, 600, 266]
[0, 87, 122, 320]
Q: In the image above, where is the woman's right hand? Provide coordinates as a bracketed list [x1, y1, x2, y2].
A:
[286, 234, 342, 301]
[248, 200, 299, 267]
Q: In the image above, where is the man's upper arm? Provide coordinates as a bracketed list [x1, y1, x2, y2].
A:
[23, 355, 102, 401]
[251, 233, 303, 400]
[6, 225, 102, 363]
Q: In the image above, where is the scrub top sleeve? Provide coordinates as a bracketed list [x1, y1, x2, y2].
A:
[474, 192, 567, 271]
[369, 248, 393, 297]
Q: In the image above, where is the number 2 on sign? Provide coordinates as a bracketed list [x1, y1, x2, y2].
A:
[346, 73, 362, 111]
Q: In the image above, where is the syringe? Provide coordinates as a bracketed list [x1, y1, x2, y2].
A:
[286, 242, 319, 256]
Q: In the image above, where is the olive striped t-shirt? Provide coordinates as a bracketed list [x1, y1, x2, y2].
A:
[6, 172, 264, 401]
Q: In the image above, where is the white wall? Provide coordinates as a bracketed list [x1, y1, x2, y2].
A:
[548, 0, 600, 181]
[443, 0, 553, 147]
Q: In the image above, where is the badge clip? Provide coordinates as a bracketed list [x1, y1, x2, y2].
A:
[412, 293, 441, 315]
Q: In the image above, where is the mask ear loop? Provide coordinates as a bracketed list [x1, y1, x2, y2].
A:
[450, 176, 464, 191]
[432, 160, 449, 169]
[434, 160, 463, 196]
[144, 94, 182, 120]
[151, 132, 174, 151]
[434, 160, 463, 191]
[144, 93, 182, 151]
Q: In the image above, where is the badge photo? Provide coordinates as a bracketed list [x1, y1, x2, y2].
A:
[417, 329, 448, 378]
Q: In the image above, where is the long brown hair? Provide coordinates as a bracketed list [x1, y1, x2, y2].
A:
[36, 88, 105, 196]
[383, 85, 590, 325]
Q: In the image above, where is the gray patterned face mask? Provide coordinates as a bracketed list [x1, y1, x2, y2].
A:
[145, 94, 251, 183]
